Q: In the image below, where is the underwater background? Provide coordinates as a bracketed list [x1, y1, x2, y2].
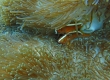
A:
[0, 0, 110, 80]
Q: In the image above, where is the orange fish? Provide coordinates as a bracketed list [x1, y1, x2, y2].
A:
[57, 25, 81, 34]
[58, 31, 82, 44]
[57, 25, 90, 44]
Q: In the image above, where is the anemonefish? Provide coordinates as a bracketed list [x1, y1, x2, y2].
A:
[57, 25, 90, 44]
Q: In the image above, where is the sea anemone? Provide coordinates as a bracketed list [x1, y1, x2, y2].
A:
[0, 24, 110, 80]
[80, 9, 105, 33]
[0, 0, 110, 80]
[0, 0, 109, 30]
